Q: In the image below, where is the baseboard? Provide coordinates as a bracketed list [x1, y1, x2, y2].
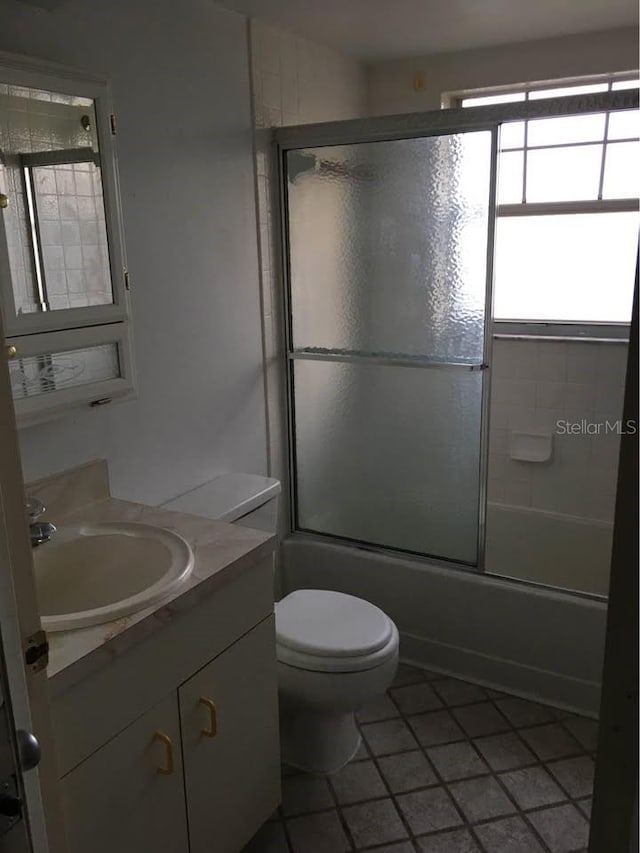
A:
[400, 631, 601, 718]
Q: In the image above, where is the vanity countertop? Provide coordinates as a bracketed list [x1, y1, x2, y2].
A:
[28, 463, 275, 697]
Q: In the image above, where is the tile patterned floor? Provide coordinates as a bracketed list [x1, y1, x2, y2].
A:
[243, 665, 597, 853]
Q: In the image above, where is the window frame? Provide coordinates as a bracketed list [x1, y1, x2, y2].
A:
[444, 73, 639, 334]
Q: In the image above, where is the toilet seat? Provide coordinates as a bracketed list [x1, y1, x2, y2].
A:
[276, 589, 397, 674]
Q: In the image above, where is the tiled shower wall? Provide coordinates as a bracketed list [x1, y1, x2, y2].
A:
[249, 19, 367, 533]
[489, 337, 627, 522]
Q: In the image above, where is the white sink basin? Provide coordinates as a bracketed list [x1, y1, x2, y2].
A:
[34, 522, 194, 632]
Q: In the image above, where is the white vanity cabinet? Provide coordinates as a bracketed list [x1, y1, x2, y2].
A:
[59, 693, 188, 853]
[180, 616, 279, 853]
[52, 560, 280, 853]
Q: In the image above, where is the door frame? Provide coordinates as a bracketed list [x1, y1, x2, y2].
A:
[0, 308, 67, 851]
[273, 88, 639, 573]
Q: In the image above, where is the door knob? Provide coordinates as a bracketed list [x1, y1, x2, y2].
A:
[0, 194, 8, 210]
[16, 730, 41, 772]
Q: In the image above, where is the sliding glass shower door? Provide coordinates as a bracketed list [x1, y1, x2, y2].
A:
[282, 128, 496, 566]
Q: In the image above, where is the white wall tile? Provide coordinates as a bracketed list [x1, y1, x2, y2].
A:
[488, 337, 628, 523]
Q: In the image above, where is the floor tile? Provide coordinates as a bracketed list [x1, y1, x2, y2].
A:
[352, 737, 370, 761]
[342, 797, 408, 848]
[281, 773, 334, 816]
[448, 776, 516, 822]
[561, 715, 599, 752]
[431, 678, 487, 708]
[577, 797, 592, 818]
[361, 843, 414, 853]
[473, 815, 546, 852]
[391, 682, 444, 715]
[546, 756, 595, 799]
[357, 694, 400, 723]
[421, 669, 447, 682]
[528, 803, 590, 852]
[378, 750, 438, 793]
[499, 766, 566, 810]
[452, 702, 511, 737]
[392, 663, 427, 687]
[242, 820, 290, 853]
[396, 787, 463, 835]
[426, 741, 489, 781]
[330, 759, 387, 804]
[520, 723, 583, 761]
[473, 732, 536, 771]
[361, 718, 418, 755]
[494, 696, 557, 728]
[416, 827, 480, 852]
[287, 810, 351, 853]
[407, 710, 465, 747]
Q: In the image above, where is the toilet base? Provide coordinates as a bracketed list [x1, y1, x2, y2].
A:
[280, 706, 362, 775]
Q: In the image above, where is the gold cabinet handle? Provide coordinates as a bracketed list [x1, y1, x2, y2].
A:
[152, 730, 174, 775]
[0, 193, 8, 210]
[199, 697, 218, 738]
[5, 345, 17, 360]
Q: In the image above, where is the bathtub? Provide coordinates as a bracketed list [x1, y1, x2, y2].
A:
[484, 502, 613, 597]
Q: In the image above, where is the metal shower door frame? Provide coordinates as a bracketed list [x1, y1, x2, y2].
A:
[274, 88, 639, 572]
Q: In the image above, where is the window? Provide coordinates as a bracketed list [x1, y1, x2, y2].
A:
[456, 76, 639, 327]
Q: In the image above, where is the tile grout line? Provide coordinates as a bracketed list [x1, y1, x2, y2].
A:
[266, 667, 595, 853]
[376, 679, 496, 853]
[390, 670, 583, 853]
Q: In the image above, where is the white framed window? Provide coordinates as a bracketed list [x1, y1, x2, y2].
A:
[448, 75, 639, 331]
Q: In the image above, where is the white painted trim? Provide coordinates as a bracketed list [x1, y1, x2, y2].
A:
[10, 322, 135, 427]
[0, 61, 130, 338]
[0, 303, 66, 851]
[400, 632, 601, 717]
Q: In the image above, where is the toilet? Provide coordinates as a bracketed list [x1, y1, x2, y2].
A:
[162, 473, 400, 775]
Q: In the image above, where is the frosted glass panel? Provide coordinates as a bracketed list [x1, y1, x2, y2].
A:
[294, 360, 482, 564]
[286, 132, 492, 361]
[9, 343, 119, 399]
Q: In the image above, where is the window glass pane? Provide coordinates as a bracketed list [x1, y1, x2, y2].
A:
[611, 79, 639, 91]
[528, 83, 609, 99]
[499, 121, 525, 149]
[527, 114, 606, 147]
[603, 141, 640, 198]
[526, 145, 602, 201]
[607, 109, 640, 140]
[462, 92, 525, 107]
[9, 343, 120, 399]
[494, 213, 638, 322]
[497, 150, 524, 203]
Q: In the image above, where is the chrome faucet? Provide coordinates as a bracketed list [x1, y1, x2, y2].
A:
[26, 497, 56, 548]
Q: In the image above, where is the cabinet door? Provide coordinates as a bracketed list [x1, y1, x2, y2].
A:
[60, 693, 188, 853]
[179, 615, 280, 853]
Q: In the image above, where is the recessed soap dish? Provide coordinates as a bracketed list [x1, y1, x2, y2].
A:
[509, 431, 553, 463]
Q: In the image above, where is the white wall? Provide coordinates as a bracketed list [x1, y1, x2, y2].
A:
[368, 27, 639, 114]
[0, 0, 268, 504]
[249, 19, 367, 535]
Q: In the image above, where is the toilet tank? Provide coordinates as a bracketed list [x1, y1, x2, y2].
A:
[161, 473, 281, 533]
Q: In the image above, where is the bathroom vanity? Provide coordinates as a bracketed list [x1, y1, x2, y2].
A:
[31, 462, 280, 853]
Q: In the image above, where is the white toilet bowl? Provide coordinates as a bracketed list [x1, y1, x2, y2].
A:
[276, 589, 399, 775]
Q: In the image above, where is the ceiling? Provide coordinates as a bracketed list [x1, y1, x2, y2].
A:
[218, 0, 638, 61]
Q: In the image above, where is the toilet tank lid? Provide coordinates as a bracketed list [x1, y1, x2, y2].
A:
[161, 473, 280, 522]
